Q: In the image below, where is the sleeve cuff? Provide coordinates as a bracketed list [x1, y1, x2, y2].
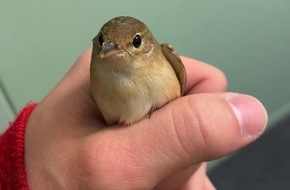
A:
[0, 103, 37, 190]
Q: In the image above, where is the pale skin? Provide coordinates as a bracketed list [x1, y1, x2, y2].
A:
[25, 48, 267, 190]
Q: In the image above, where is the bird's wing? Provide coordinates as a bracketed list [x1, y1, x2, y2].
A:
[161, 43, 187, 95]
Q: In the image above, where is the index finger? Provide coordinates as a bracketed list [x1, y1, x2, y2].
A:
[181, 56, 227, 94]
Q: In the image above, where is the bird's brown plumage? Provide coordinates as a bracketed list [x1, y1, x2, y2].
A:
[90, 16, 186, 125]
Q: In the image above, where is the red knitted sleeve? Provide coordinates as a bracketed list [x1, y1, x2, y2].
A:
[0, 103, 37, 190]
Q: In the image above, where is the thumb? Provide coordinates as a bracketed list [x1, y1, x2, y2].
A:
[76, 92, 267, 189]
[139, 92, 267, 181]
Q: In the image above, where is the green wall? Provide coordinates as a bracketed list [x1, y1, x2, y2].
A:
[1, 1, 290, 123]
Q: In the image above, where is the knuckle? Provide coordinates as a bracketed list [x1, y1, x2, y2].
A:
[170, 95, 234, 161]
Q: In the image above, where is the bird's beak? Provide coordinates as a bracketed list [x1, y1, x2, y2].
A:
[99, 42, 118, 58]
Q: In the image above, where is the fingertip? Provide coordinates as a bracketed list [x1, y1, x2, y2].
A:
[226, 93, 268, 137]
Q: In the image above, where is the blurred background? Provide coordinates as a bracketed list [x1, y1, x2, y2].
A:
[1, 1, 290, 189]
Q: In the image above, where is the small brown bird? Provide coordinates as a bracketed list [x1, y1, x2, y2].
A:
[90, 16, 186, 125]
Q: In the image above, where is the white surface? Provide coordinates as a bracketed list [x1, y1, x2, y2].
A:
[0, 88, 15, 133]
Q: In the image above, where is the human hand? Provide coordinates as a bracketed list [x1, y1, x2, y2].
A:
[25, 48, 267, 190]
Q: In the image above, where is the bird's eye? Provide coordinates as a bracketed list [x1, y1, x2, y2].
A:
[98, 34, 104, 46]
[133, 34, 142, 48]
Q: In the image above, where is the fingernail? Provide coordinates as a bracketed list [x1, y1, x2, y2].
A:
[227, 93, 268, 137]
